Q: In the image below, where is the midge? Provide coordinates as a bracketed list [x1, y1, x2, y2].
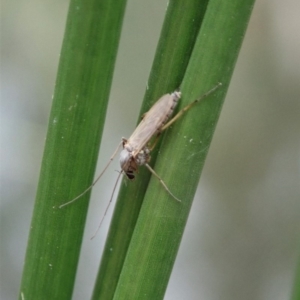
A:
[59, 82, 222, 209]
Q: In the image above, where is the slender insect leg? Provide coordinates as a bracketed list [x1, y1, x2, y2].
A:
[91, 170, 123, 239]
[59, 141, 123, 208]
[160, 82, 222, 132]
[149, 133, 161, 151]
[145, 163, 181, 202]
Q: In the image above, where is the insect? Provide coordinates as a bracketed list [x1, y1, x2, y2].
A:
[59, 82, 222, 210]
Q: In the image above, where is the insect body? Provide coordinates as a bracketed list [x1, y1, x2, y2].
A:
[120, 91, 181, 180]
[59, 83, 221, 209]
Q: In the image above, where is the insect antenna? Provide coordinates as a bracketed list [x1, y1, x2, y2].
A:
[91, 170, 123, 239]
[59, 141, 123, 208]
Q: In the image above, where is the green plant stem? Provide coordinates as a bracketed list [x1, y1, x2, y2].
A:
[92, 1, 210, 299]
[19, 1, 126, 299]
[291, 256, 300, 300]
[113, 0, 256, 299]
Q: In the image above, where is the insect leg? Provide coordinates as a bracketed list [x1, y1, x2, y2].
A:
[91, 170, 123, 239]
[148, 133, 161, 151]
[59, 141, 123, 208]
[160, 82, 222, 132]
[145, 163, 181, 202]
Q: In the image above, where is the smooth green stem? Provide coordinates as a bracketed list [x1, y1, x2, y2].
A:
[19, 1, 126, 299]
[113, 0, 256, 299]
[92, 1, 210, 299]
[291, 256, 300, 300]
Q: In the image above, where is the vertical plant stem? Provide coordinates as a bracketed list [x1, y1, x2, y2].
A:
[291, 257, 300, 300]
[19, 0, 126, 299]
[113, 0, 256, 299]
[92, 1, 210, 299]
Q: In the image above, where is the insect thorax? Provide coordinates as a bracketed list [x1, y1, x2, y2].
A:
[119, 140, 151, 180]
[135, 147, 151, 166]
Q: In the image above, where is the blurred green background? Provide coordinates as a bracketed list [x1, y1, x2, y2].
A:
[1, 0, 299, 299]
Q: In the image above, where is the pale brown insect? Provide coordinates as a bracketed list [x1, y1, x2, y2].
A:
[59, 83, 222, 210]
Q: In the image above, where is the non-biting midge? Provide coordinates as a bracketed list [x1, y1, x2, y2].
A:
[59, 82, 222, 209]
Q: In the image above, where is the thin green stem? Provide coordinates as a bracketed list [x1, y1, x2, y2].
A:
[19, 1, 126, 299]
[93, 0, 211, 300]
[113, 0, 256, 299]
[92, 0, 210, 299]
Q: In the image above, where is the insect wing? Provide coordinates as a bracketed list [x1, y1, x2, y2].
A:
[128, 93, 180, 156]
